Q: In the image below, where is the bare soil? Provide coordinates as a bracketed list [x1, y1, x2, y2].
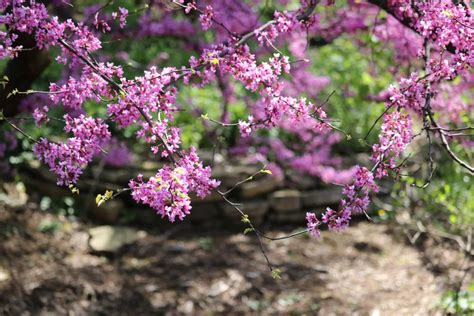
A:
[0, 205, 469, 315]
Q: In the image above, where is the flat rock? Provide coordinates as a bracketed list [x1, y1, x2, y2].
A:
[88, 226, 146, 252]
[0, 182, 28, 208]
[241, 177, 282, 199]
[302, 188, 342, 208]
[269, 190, 301, 213]
[0, 268, 10, 283]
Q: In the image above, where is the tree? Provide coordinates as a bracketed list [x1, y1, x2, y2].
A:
[1, 0, 473, 272]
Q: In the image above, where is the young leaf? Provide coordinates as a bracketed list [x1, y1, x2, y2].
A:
[271, 268, 282, 280]
[243, 228, 254, 234]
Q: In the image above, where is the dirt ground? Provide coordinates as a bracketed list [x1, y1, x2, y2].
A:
[0, 204, 470, 315]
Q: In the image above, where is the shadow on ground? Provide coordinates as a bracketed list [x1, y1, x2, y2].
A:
[0, 206, 452, 315]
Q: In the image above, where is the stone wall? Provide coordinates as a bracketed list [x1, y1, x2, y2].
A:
[19, 153, 390, 226]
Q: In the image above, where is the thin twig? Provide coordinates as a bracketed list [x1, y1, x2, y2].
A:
[3, 117, 38, 143]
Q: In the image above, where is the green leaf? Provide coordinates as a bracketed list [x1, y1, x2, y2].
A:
[38, 220, 62, 233]
[104, 190, 114, 199]
[96, 194, 102, 205]
[449, 214, 457, 224]
[69, 185, 80, 195]
[243, 228, 254, 234]
[241, 214, 250, 224]
[6, 88, 18, 98]
[271, 268, 282, 279]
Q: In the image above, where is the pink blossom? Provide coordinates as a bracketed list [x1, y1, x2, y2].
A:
[129, 147, 220, 222]
[199, 5, 214, 31]
[33, 106, 49, 127]
[306, 212, 321, 238]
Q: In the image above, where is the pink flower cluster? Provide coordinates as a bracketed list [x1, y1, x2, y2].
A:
[138, 121, 181, 158]
[373, 16, 422, 62]
[387, 1, 473, 79]
[50, 64, 122, 110]
[34, 115, 111, 186]
[102, 139, 132, 167]
[108, 66, 179, 128]
[193, 45, 330, 134]
[112, 7, 129, 29]
[33, 106, 50, 127]
[306, 212, 321, 238]
[238, 117, 253, 138]
[256, 11, 296, 45]
[93, 6, 129, 33]
[129, 147, 220, 222]
[1, 0, 48, 57]
[307, 165, 379, 235]
[387, 73, 426, 114]
[199, 5, 214, 31]
[305, 0, 473, 236]
[371, 110, 413, 178]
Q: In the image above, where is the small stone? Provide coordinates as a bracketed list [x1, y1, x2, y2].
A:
[301, 188, 342, 208]
[178, 301, 194, 314]
[270, 190, 301, 213]
[241, 178, 282, 199]
[64, 253, 106, 268]
[208, 280, 230, 297]
[0, 182, 28, 208]
[0, 268, 10, 282]
[88, 226, 146, 252]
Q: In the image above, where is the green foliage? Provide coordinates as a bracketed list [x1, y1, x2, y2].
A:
[37, 219, 63, 233]
[441, 286, 474, 314]
[198, 237, 214, 251]
[309, 34, 395, 149]
[277, 292, 303, 306]
[393, 155, 474, 230]
[40, 195, 79, 218]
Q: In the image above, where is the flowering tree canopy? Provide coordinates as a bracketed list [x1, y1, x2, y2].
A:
[1, 0, 473, 271]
